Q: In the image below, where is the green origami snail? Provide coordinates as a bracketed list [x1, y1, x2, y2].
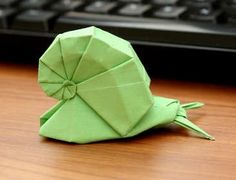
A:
[38, 26, 214, 143]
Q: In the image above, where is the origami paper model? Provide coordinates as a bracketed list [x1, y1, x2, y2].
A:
[38, 26, 214, 143]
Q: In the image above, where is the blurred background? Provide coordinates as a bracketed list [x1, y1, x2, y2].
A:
[0, 0, 236, 85]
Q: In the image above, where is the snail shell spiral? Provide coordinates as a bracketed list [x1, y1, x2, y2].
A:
[38, 27, 153, 136]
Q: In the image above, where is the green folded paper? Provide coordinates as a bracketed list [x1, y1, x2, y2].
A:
[38, 26, 214, 143]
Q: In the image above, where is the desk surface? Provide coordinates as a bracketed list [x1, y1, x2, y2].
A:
[0, 63, 236, 180]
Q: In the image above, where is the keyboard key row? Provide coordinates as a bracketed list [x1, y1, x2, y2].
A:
[1, 0, 236, 32]
[0, 0, 233, 9]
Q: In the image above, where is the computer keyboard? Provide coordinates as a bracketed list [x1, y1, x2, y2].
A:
[1, 0, 236, 51]
[0, 0, 236, 84]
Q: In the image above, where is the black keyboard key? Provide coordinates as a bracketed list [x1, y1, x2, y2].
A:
[51, 0, 84, 12]
[19, 0, 52, 9]
[227, 17, 236, 24]
[222, 1, 236, 18]
[0, 8, 16, 28]
[85, 1, 118, 14]
[118, 0, 143, 3]
[12, 9, 57, 32]
[186, 8, 221, 22]
[118, 3, 151, 16]
[181, 0, 216, 9]
[151, 0, 178, 6]
[54, 11, 152, 32]
[0, 0, 19, 7]
[54, 11, 144, 32]
[153, 6, 186, 19]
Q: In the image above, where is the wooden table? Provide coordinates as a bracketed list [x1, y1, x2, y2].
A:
[1, 62, 236, 180]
